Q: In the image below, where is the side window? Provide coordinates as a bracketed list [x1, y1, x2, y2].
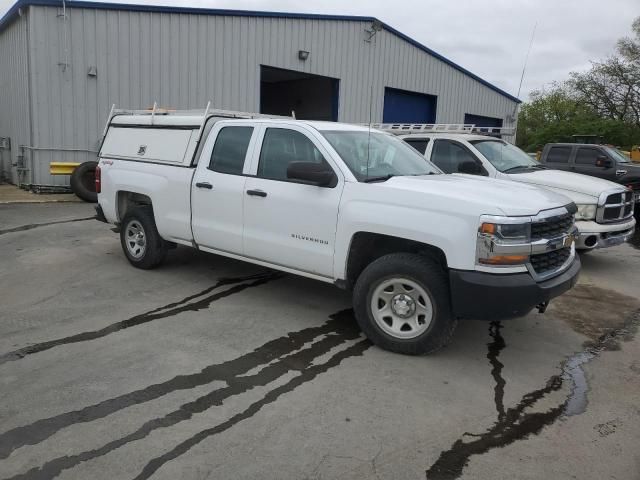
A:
[404, 138, 429, 155]
[258, 128, 328, 181]
[575, 147, 600, 165]
[431, 140, 481, 174]
[546, 146, 571, 163]
[209, 126, 254, 174]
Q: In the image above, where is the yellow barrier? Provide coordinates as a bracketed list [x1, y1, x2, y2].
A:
[49, 162, 81, 175]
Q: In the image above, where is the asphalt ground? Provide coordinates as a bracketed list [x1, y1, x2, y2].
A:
[0, 202, 638, 480]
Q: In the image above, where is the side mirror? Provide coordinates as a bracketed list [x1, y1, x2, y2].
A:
[595, 156, 613, 168]
[287, 161, 336, 187]
[458, 160, 484, 175]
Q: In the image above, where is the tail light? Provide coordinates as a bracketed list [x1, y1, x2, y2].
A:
[95, 165, 101, 194]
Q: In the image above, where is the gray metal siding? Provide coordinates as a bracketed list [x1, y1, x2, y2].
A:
[0, 13, 31, 184]
[24, 5, 518, 185]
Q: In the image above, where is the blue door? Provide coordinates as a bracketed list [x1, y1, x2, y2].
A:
[383, 87, 437, 123]
[464, 114, 503, 128]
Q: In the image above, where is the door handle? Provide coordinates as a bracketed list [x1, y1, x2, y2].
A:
[246, 189, 267, 197]
[195, 182, 213, 189]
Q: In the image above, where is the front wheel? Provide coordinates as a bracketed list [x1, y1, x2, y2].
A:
[120, 207, 168, 269]
[353, 253, 457, 355]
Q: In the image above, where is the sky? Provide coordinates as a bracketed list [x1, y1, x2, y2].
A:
[1, 0, 637, 101]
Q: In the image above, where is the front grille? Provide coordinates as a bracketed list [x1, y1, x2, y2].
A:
[598, 190, 634, 223]
[530, 247, 571, 275]
[531, 213, 573, 241]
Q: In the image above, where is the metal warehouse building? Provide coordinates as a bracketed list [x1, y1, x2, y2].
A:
[0, 0, 520, 188]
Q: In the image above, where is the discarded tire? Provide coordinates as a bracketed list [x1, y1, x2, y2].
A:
[70, 161, 98, 203]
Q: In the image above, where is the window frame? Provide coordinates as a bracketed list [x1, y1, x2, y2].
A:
[403, 137, 430, 155]
[429, 138, 487, 175]
[574, 146, 602, 166]
[546, 146, 572, 164]
[251, 125, 340, 188]
[207, 125, 256, 175]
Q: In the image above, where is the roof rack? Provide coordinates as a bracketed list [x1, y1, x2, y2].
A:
[99, 102, 293, 151]
[109, 102, 292, 123]
[366, 123, 516, 137]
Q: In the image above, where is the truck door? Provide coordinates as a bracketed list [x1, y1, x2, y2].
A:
[243, 125, 343, 279]
[574, 146, 616, 181]
[191, 123, 257, 254]
[543, 145, 573, 172]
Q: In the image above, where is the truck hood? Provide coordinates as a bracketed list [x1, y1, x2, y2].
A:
[507, 170, 623, 198]
[380, 174, 573, 216]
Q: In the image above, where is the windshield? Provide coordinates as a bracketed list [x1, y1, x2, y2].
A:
[322, 130, 441, 181]
[603, 146, 631, 163]
[471, 140, 541, 173]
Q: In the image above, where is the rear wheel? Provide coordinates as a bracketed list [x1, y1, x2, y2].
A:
[353, 253, 456, 355]
[120, 207, 167, 269]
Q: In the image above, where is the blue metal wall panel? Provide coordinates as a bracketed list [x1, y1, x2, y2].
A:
[383, 87, 436, 123]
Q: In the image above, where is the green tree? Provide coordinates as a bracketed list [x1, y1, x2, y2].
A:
[517, 17, 640, 151]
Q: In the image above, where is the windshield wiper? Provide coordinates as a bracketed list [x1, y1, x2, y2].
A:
[529, 164, 547, 170]
[502, 165, 533, 173]
[363, 174, 396, 183]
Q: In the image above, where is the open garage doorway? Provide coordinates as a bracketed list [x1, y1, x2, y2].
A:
[260, 66, 339, 121]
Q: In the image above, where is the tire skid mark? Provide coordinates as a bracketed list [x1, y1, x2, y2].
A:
[426, 312, 640, 480]
[4, 314, 363, 480]
[0, 272, 281, 367]
[486, 321, 506, 421]
[0, 309, 353, 462]
[0, 217, 95, 237]
[133, 340, 371, 480]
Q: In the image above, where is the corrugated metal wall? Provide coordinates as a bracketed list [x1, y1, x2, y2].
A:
[23, 5, 518, 185]
[0, 12, 31, 184]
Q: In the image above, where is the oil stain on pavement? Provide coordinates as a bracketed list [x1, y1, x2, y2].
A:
[425, 285, 640, 480]
[0, 217, 95, 237]
[0, 272, 283, 366]
[0, 310, 369, 480]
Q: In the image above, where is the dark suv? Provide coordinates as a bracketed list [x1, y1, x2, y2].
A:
[539, 143, 640, 205]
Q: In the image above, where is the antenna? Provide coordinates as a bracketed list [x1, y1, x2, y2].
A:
[517, 21, 537, 100]
[366, 84, 373, 180]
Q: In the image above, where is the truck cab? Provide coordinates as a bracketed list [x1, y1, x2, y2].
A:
[96, 109, 581, 355]
[390, 125, 636, 251]
[539, 143, 640, 200]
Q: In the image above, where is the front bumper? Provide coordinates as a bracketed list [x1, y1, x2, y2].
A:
[575, 217, 636, 249]
[449, 255, 581, 320]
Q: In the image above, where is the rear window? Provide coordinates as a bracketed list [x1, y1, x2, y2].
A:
[403, 138, 429, 154]
[546, 146, 571, 163]
[209, 126, 254, 175]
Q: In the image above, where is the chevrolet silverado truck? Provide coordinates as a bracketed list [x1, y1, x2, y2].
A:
[95, 108, 580, 355]
[381, 125, 636, 251]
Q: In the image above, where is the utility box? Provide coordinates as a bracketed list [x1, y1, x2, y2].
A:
[0, 137, 10, 149]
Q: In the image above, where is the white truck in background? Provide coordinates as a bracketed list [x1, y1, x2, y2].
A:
[95, 108, 580, 355]
[382, 124, 636, 251]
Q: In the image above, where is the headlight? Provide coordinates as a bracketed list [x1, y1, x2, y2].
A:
[477, 217, 531, 266]
[575, 204, 596, 221]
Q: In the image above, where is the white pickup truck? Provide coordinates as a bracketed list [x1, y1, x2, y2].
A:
[384, 125, 636, 251]
[95, 109, 580, 355]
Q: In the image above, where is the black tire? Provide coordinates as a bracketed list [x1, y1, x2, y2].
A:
[353, 253, 457, 355]
[70, 161, 98, 203]
[120, 207, 168, 269]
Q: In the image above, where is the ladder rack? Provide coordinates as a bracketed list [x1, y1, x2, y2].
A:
[365, 123, 515, 137]
[99, 102, 293, 151]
